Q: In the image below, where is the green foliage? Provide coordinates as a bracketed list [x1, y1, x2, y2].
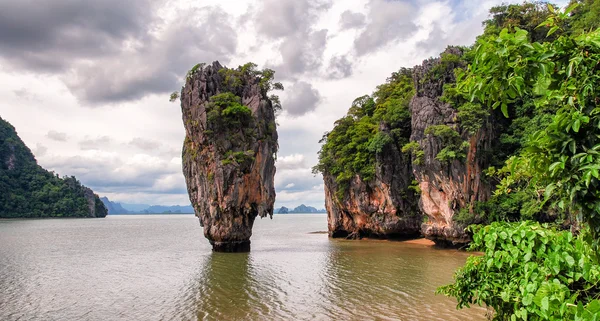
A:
[206, 93, 252, 129]
[401, 141, 425, 165]
[569, 0, 600, 34]
[367, 132, 393, 153]
[186, 63, 205, 80]
[169, 91, 179, 103]
[425, 51, 466, 82]
[217, 62, 284, 114]
[456, 102, 490, 135]
[313, 68, 414, 194]
[408, 179, 422, 194]
[454, 8, 600, 238]
[439, 222, 600, 320]
[424, 125, 469, 163]
[482, 2, 557, 43]
[221, 150, 255, 172]
[0, 118, 107, 218]
[440, 6, 600, 320]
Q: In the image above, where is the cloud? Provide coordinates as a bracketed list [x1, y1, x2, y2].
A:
[43, 151, 183, 195]
[129, 137, 161, 151]
[283, 81, 322, 116]
[253, 0, 332, 78]
[276, 29, 328, 78]
[46, 130, 68, 142]
[275, 168, 322, 192]
[33, 143, 47, 157]
[0, 1, 238, 104]
[327, 55, 353, 79]
[0, 0, 512, 208]
[339, 10, 366, 29]
[0, 0, 157, 72]
[13, 88, 41, 102]
[79, 136, 112, 150]
[276, 154, 307, 170]
[254, 0, 331, 39]
[65, 6, 238, 104]
[354, 0, 418, 56]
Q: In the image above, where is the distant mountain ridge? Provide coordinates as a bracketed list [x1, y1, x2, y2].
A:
[276, 204, 326, 214]
[100, 197, 194, 214]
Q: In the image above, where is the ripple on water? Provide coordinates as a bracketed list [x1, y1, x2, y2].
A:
[0, 215, 486, 321]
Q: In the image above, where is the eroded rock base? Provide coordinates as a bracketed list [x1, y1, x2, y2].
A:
[211, 241, 251, 252]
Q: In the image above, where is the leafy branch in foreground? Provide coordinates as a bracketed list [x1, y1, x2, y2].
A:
[438, 222, 600, 320]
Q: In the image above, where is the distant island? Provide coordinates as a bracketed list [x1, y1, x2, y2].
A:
[276, 204, 326, 214]
[100, 197, 194, 214]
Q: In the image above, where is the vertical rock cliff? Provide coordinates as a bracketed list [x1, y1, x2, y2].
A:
[180, 62, 278, 252]
[409, 47, 494, 245]
[317, 69, 422, 239]
[323, 141, 421, 239]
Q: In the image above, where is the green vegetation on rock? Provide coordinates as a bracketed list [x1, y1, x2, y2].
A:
[313, 68, 414, 194]
[0, 117, 107, 218]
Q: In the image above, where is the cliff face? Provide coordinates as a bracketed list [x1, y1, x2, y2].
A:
[180, 62, 277, 252]
[324, 125, 421, 239]
[409, 47, 494, 245]
[0, 117, 107, 218]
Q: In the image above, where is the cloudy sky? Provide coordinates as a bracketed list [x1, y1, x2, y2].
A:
[0, 0, 569, 208]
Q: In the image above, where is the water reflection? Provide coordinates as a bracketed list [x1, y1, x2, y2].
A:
[318, 240, 484, 321]
[1, 215, 486, 321]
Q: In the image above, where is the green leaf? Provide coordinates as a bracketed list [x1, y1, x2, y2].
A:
[523, 293, 534, 306]
[565, 254, 575, 267]
[548, 25, 560, 37]
[501, 102, 509, 118]
[573, 119, 581, 132]
[542, 296, 549, 311]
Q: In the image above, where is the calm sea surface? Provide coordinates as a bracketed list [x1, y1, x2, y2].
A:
[0, 214, 486, 321]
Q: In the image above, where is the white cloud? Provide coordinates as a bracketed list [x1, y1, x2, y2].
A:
[0, 0, 527, 208]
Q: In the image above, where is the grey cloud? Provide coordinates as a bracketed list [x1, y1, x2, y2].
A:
[43, 153, 183, 195]
[255, 0, 331, 39]
[46, 130, 68, 142]
[0, 1, 237, 104]
[276, 154, 307, 170]
[0, 0, 156, 72]
[276, 29, 328, 78]
[33, 143, 48, 157]
[13, 88, 41, 102]
[79, 136, 111, 150]
[129, 137, 161, 151]
[254, 0, 331, 78]
[275, 168, 323, 193]
[327, 55, 353, 79]
[339, 10, 366, 29]
[283, 81, 322, 116]
[277, 128, 322, 159]
[354, 0, 418, 56]
[65, 6, 237, 104]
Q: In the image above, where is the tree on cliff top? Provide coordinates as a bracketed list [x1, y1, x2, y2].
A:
[313, 68, 413, 199]
[173, 62, 284, 115]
